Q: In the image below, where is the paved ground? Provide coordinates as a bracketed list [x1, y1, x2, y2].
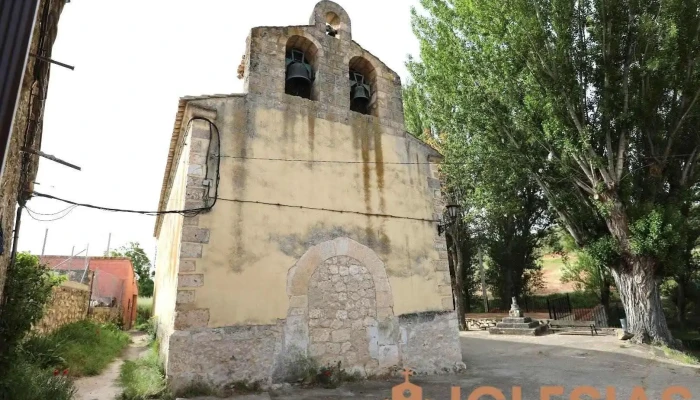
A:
[74, 331, 150, 400]
[256, 331, 700, 399]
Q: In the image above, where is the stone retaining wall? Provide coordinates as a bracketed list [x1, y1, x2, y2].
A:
[34, 281, 89, 335]
[90, 306, 122, 325]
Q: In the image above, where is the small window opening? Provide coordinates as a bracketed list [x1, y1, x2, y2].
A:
[325, 12, 341, 38]
[285, 48, 315, 99]
[326, 23, 338, 37]
[349, 70, 371, 115]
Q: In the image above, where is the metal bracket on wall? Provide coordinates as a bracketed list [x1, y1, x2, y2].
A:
[20, 147, 81, 170]
[29, 52, 74, 70]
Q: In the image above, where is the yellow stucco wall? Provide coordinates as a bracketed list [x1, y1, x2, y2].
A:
[183, 97, 446, 328]
[153, 126, 189, 364]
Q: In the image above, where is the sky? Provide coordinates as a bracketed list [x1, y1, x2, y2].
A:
[19, 0, 421, 263]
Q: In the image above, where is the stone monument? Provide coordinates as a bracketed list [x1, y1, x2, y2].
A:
[489, 297, 546, 336]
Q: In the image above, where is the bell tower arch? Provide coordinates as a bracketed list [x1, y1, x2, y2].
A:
[309, 1, 352, 40]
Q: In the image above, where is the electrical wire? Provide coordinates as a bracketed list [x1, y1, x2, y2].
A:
[215, 197, 440, 222]
[31, 192, 440, 223]
[25, 205, 77, 222]
[25, 204, 77, 216]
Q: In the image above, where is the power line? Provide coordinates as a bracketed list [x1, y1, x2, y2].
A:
[25, 204, 76, 216]
[215, 197, 439, 223]
[25, 205, 77, 222]
[29, 192, 439, 223]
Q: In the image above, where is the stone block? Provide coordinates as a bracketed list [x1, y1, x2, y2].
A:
[178, 274, 204, 288]
[309, 343, 326, 356]
[179, 259, 196, 272]
[182, 227, 210, 243]
[289, 295, 307, 309]
[188, 164, 204, 177]
[183, 216, 199, 226]
[177, 290, 195, 304]
[331, 329, 351, 342]
[326, 343, 341, 355]
[180, 242, 203, 258]
[174, 309, 210, 329]
[441, 296, 455, 310]
[311, 328, 330, 342]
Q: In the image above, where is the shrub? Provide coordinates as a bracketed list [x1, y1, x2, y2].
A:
[0, 253, 59, 366]
[49, 320, 130, 376]
[19, 335, 66, 370]
[0, 358, 76, 400]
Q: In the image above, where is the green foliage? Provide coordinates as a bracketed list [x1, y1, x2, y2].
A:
[407, 0, 700, 342]
[136, 297, 153, 326]
[48, 320, 129, 376]
[0, 358, 76, 400]
[630, 209, 682, 259]
[119, 345, 169, 400]
[111, 242, 154, 297]
[0, 252, 60, 366]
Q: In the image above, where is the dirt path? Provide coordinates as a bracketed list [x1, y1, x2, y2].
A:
[74, 331, 150, 400]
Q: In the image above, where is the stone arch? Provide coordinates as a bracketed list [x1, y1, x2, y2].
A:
[287, 237, 392, 309]
[281, 237, 396, 376]
[309, 0, 352, 39]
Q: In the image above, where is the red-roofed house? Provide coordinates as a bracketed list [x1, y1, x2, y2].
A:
[42, 256, 139, 329]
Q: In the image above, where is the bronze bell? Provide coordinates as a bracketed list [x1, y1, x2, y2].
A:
[285, 49, 314, 99]
[350, 71, 371, 114]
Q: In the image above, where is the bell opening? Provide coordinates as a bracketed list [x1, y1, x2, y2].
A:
[349, 70, 372, 115]
[285, 48, 315, 100]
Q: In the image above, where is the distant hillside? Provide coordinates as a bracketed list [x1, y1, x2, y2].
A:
[537, 253, 577, 294]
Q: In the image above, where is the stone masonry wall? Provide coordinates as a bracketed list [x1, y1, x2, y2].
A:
[0, 0, 65, 302]
[308, 256, 377, 371]
[33, 282, 89, 335]
[90, 306, 121, 325]
[398, 310, 464, 374]
[167, 323, 283, 391]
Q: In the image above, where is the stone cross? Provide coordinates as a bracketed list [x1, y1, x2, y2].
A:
[509, 296, 523, 317]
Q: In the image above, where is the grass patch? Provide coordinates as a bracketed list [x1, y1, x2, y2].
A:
[659, 345, 700, 365]
[119, 344, 170, 400]
[47, 320, 130, 377]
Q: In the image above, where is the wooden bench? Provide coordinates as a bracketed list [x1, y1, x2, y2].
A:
[549, 320, 597, 336]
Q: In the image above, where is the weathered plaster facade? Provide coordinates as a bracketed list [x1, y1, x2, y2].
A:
[153, 1, 462, 390]
[0, 0, 65, 303]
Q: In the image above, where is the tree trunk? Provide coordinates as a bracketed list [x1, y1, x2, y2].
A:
[676, 282, 687, 328]
[611, 261, 675, 346]
[600, 281, 611, 325]
[605, 197, 676, 346]
[448, 232, 467, 331]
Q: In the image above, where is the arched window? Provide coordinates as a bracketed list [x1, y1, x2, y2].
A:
[349, 57, 377, 115]
[285, 36, 319, 100]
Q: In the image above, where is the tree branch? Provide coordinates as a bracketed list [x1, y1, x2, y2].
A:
[664, 89, 700, 163]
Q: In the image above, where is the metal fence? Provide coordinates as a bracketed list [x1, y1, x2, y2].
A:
[89, 269, 124, 307]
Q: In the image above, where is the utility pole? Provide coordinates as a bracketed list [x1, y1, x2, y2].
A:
[479, 248, 488, 312]
[40, 228, 48, 258]
[105, 233, 111, 256]
[80, 243, 90, 283]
